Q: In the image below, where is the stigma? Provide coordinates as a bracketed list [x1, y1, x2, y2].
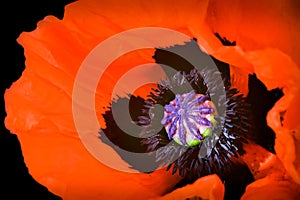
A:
[161, 90, 217, 147]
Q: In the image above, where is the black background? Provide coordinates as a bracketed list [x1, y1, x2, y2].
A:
[1, 0, 75, 199]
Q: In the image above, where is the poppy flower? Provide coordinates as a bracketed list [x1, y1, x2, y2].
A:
[4, 0, 300, 199]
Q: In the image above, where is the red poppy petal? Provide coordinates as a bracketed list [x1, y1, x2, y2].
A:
[5, 0, 300, 199]
[205, 0, 300, 66]
[241, 172, 300, 200]
[153, 174, 224, 200]
[243, 48, 300, 184]
[5, 0, 219, 198]
[208, 27, 300, 184]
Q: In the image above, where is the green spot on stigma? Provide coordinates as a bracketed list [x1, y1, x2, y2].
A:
[202, 128, 212, 137]
[187, 139, 201, 146]
[174, 137, 201, 147]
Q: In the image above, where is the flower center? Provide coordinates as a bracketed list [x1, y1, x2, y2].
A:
[161, 91, 217, 147]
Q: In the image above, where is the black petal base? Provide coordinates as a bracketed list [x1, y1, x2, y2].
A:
[246, 74, 284, 153]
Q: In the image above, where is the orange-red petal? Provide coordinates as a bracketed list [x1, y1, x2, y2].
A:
[241, 172, 300, 200]
[5, 0, 300, 199]
[4, 0, 221, 199]
[152, 174, 224, 200]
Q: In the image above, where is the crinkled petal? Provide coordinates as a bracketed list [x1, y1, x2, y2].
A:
[4, 0, 217, 199]
[205, 0, 300, 66]
[151, 174, 224, 200]
[241, 172, 300, 200]
[5, 0, 300, 199]
[243, 48, 300, 184]
[210, 41, 300, 184]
